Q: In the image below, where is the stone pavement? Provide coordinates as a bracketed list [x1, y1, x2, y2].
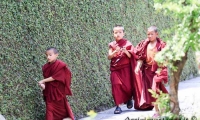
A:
[80, 76, 200, 120]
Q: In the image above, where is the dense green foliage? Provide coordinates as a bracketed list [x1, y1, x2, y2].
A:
[154, 0, 200, 69]
[152, 0, 199, 116]
[0, 0, 198, 119]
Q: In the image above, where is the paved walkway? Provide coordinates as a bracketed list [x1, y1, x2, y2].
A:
[0, 114, 5, 120]
[80, 77, 200, 120]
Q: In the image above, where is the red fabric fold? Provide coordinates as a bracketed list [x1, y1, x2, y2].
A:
[46, 97, 74, 120]
[130, 57, 144, 109]
[152, 67, 168, 94]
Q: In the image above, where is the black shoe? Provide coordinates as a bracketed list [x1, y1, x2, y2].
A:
[114, 106, 122, 114]
[126, 100, 133, 109]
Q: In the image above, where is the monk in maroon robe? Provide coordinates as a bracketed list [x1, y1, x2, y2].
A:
[39, 47, 74, 120]
[108, 25, 136, 114]
[134, 26, 168, 112]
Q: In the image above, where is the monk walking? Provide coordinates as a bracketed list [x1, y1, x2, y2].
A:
[38, 47, 74, 120]
[134, 26, 168, 112]
[108, 25, 136, 114]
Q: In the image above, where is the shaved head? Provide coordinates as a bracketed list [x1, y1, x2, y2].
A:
[148, 26, 158, 33]
[46, 47, 58, 54]
[113, 25, 124, 32]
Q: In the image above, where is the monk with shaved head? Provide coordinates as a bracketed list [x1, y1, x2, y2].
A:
[38, 47, 74, 120]
[134, 26, 168, 117]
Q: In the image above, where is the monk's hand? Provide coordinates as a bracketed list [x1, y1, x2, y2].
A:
[38, 80, 44, 85]
[121, 47, 127, 52]
[155, 71, 160, 75]
[38, 80, 45, 90]
[112, 47, 120, 56]
[122, 47, 128, 54]
[155, 68, 161, 75]
[115, 47, 120, 53]
[39, 83, 45, 90]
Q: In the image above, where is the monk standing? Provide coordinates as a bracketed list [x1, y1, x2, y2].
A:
[108, 25, 135, 114]
[134, 26, 168, 112]
[38, 47, 74, 120]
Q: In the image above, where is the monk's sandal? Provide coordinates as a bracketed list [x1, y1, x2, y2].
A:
[114, 106, 122, 114]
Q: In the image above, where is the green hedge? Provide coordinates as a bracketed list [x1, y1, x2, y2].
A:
[0, 0, 198, 119]
[180, 49, 199, 81]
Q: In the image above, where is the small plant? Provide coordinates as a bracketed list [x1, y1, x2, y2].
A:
[148, 89, 178, 119]
[148, 89, 192, 119]
[149, 89, 170, 114]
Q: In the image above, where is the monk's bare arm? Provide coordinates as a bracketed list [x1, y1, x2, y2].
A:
[108, 48, 118, 60]
[38, 77, 55, 84]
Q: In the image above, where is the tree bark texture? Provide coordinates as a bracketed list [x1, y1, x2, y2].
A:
[169, 51, 188, 115]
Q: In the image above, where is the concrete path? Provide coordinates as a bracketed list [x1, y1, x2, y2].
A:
[80, 77, 200, 120]
[0, 114, 5, 120]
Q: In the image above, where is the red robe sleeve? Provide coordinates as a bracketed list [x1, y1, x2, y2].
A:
[135, 39, 150, 60]
[51, 65, 72, 95]
[153, 67, 168, 83]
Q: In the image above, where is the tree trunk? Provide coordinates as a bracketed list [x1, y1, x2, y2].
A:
[169, 51, 188, 115]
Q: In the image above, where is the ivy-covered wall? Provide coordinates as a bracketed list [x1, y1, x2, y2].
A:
[0, 0, 198, 119]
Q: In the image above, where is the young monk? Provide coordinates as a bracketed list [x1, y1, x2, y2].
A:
[108, 25, 135, 114]
[134, 26, 168, 112]
[38, 47, 74, 120]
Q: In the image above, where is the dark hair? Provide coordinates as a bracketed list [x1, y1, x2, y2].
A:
[46, 47, 58, 54]
[148, 26, 158, 33]
[113, 25, 124, 32]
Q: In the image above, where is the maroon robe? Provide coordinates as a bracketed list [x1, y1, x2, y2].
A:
[134, 38, 168, 110]
[42, 60, 74, 120]
[109, 39, 136, 106]
[152, 67, 168, 94]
